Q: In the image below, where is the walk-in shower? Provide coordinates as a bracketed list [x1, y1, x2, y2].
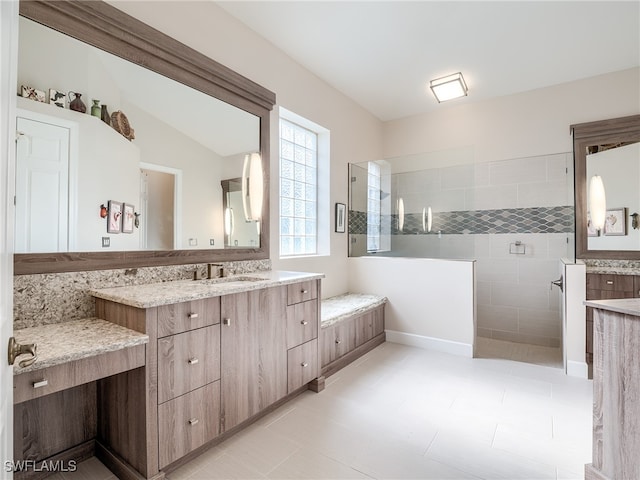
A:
[349, 148, 574, 362]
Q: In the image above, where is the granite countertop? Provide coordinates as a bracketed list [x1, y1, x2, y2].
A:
[585, 266, 640, 275]
[13, 318, 149, 375]
[321, 293, 387, 327]
[91, 270, 324, 308]
[585, 298, 640, 317]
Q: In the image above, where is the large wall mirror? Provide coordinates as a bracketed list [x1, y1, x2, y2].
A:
[15, 1, 275, 274]
[573, 114, 640, 259]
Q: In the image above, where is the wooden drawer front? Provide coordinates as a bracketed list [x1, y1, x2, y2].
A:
[158, 381, 220, 469]
[287, 339, 318, 393]
[287, 280, 318, 305]
[321, 321, 356, 366]
[14, 344, 145, 404]
[586, 274, 634, 293]
[286, 300, 318, 349]
[157, 297, 220, 338]
[355, 308, 384, 347]
[158, 325, 220, 404]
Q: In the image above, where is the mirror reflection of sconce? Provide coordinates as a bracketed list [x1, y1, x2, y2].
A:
[631, 212, 639, 230]
[397, 197, 405, 232]
[224, 207, 234, 237]
[422, 206, 433, 233]
[589, 175, 606, 231]
[242, 153, 263, 221]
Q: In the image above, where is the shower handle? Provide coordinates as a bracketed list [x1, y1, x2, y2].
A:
[550, 276, 564, 293]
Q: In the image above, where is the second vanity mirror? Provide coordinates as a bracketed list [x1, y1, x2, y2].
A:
[15, 1, 275, 274]
[573, 114, 640, 259]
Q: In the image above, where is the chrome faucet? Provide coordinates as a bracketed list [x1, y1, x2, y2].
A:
[208, 263, 224, 279]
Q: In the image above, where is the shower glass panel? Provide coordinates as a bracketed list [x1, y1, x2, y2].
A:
[349, 150, 575, 349]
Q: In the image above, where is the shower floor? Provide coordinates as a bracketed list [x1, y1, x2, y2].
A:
[475, 337, 563, 369]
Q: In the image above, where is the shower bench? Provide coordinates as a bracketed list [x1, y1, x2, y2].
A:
[320, 293, 387, 377]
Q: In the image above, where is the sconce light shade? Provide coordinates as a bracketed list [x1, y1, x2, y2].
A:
[224, 207, 234, 237]
[589, 175, 606, 231]
[242, 153, 263, 221]
[427, 207, 433, 233]
[430, 72, 468, 103]
[398, 197, 405, 232]
[422, 207, 433, 232]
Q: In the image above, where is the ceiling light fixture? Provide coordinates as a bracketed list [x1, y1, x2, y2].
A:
[430, 72, 468, 103]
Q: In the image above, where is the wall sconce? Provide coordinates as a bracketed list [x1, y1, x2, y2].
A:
[224, 207, 234, 237]
[242, 152, 263, 221]
[430, 72, 468, 103]
[589, 175, 606, 231]
[422, 207, 433, 233]
[397, 197, 405, 232]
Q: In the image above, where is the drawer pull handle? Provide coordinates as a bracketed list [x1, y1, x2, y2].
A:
[188, 418, 199, 426]
[223, 318, 231, 326]
[301, 289, 308, 294]
[33, 379, 48, 389]
[301, 362, 308, 368]
[300, 320, 308, 326]
[335, 339, 342, 344]
[188, 358, 199, 365]
[188, 313, 199, 319]
[606, 281, 614, 285]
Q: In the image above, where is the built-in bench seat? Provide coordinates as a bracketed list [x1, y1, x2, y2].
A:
[320, 293, 387, 377]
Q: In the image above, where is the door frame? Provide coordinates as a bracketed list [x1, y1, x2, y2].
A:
[139, 162, 182, 249]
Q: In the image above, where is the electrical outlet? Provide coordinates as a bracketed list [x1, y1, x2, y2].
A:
[102, 237, 110, 247]
[209, 239, 215, 246]
[189, 238, 197, 246]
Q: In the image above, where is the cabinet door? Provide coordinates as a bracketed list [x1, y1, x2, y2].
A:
[220, 286, 287, 432]
[287, 339, 318, 393]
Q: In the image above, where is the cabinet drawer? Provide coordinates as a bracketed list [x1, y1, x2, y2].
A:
[355, 307, 384, 347]
[158, 325, 220, 404]
[157, 297, 220, 338]
[287, 281, 318, 305]
[287, 339, 318, 393]
[286, 300, 318, 349]
[586, 274, 634, 293]
[321, 321, 356, 366]
[158, 381, 220, 469]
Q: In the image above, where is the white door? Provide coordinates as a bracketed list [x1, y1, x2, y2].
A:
[1, 0, 19, 475]
[15, 117, 69, 253]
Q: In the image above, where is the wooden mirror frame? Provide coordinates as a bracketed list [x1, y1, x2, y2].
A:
[573, 114, 640, 260]
[15, 1, 275, 275]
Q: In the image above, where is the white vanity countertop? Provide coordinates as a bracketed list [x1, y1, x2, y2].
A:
[91, 270, 325, 308]
[321, 293, 387, 327]
[13, 318, 149, 375]
[585, 298, 640, 317]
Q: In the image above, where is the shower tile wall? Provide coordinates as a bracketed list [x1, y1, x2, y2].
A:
[350, 153, 574, 347]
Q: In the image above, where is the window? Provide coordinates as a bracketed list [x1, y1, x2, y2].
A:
[279, 118, 318, 256]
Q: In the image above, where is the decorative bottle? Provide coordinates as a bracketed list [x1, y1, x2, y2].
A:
[68, 92, 86, 113]
[100, 105, 111, 126]
[91, 100, 101, 117]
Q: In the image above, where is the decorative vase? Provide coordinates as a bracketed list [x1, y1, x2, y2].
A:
[100, 105, 111, 126]
[68, 92, 86, 113]
[91, 100, 101, 117]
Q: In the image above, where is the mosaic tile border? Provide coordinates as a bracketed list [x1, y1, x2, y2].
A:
[349, 206, 574, 235]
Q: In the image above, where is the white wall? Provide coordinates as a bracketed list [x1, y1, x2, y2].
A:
[348, 257, 475, 356]
[107, 1, 384, 299]
[564, 260, 587, 378]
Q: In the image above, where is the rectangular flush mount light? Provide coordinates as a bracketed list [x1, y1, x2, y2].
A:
[430, 72, 468, 102]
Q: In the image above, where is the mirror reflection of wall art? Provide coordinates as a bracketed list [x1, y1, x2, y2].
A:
[587, 212, 599, 237]
[335, 203, 346, 233]
[604, 207, 627, 236]
[122, 203, 135, 234]
[21, 85, 45, 102]
[107, 200, 122, 234]
[48, 89, 66, 108]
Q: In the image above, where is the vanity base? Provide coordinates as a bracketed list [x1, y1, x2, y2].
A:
[13, 440, 94, 480]
[585, 464, 609, 480]
[96, 442, 165, 480]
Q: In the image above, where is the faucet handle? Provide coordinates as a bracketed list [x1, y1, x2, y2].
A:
[208, 263, 224, 279]
[8, 337, 38, 368]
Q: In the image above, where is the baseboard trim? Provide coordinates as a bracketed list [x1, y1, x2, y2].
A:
[567, 360, 589, 379]
[385, 330, 473, 357]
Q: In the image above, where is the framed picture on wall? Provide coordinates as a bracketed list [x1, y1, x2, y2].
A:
[604, 207, 627, 236]
[587, 212, 599, 237]
[335, 203, 346, 233]
[122, 203, 135, 233]
[107, 200, 122, 234]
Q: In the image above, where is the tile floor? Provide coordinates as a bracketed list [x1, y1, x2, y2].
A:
[51, 341, 592, 480]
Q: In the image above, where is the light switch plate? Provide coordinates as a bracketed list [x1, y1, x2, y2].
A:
[102, 237, 110, 247]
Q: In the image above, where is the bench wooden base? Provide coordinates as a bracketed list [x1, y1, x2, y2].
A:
[321, 332, 385, 378]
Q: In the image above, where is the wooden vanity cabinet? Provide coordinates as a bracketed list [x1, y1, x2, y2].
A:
[220, 286, 288, 432]
[94, 279, 321, 479]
